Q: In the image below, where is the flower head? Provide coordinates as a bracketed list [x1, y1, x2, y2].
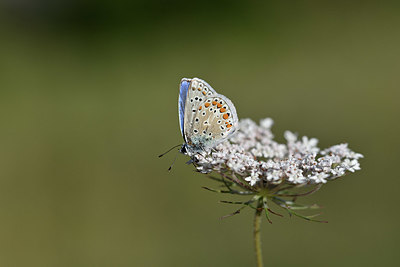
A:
[189, 118, 362, 187]
[185, 118, 363, 223]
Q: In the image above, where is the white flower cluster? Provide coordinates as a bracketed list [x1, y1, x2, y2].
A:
[191, 118, 363, 187]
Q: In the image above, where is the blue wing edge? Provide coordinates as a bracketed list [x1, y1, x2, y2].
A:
[178, 78, 191, 139]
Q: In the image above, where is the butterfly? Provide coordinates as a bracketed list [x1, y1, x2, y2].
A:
[178, 78, 239, 155]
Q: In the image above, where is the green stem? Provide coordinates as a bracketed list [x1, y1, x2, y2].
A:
[254, 199, 264, 267]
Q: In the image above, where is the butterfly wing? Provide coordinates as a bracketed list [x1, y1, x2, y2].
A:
[181, 78, 238, 153]
[178, 79, 191, 137]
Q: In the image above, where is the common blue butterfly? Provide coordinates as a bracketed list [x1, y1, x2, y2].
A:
[178, 78, 239, 155]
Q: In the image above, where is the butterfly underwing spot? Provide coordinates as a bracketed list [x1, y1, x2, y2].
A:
[205, 103, 210, 108]
[195, 117, 199, 122]
[193, 129, 198, 133]
[191, 81, 198, 90]
[217, 120, 221, 124]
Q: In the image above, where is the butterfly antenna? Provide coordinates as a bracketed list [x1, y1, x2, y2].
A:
[168, 150, 180, 172]
[158, 144, 182, 158]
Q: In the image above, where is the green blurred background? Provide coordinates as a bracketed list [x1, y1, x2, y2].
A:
[0, 1, 399, 266]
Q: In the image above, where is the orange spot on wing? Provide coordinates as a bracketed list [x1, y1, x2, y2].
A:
[212, 101, 217, 105]
[198, 88, 201, 91]
[223, 113, 229, 120]
[199, 106, 202, 110]
[205, 103, 210, 108]
[220, 108, 226, 113]
[217, 103, 222, 108]
[227, 124, 232, 128]
[202, 91, 206, 95]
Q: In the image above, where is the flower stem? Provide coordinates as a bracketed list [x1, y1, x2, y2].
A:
[254, 198, 264, 267]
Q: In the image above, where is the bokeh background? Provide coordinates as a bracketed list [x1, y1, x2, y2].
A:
[0, 1, 399, 266]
